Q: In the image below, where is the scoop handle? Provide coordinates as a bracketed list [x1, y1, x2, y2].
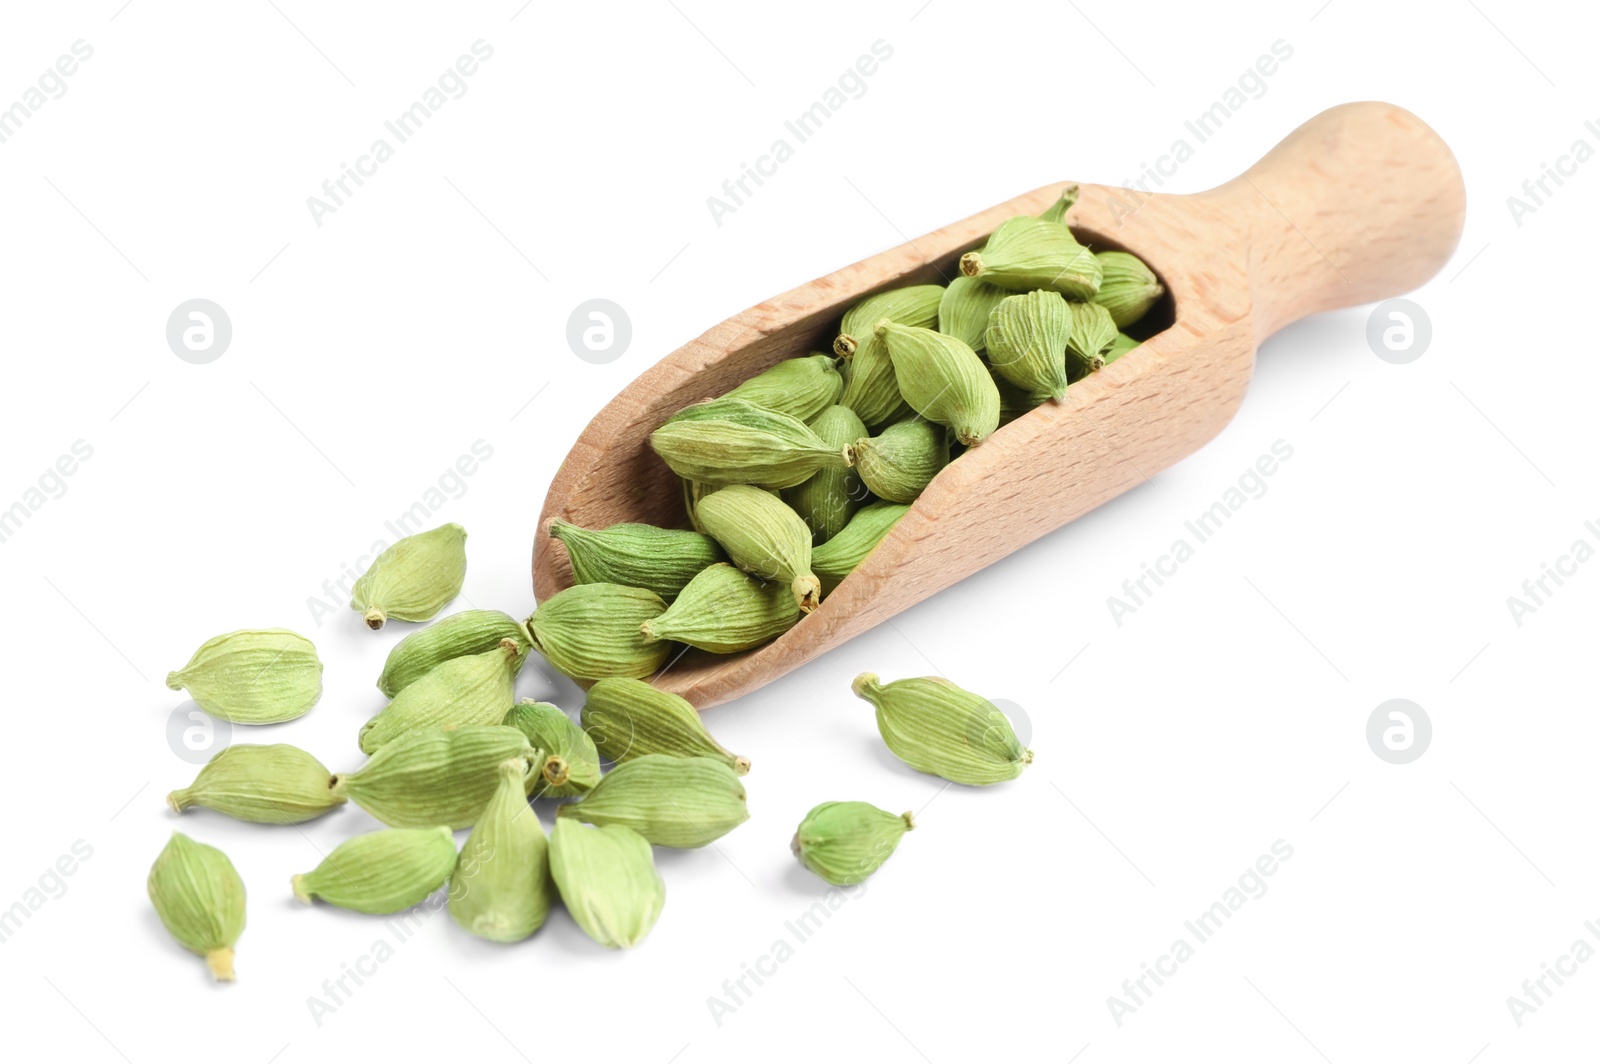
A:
[1203, 101, 1466, 339]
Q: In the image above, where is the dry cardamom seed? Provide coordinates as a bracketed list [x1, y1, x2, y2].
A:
[167, 628, 323, 724]
[377, 609, 529, 698]
[148, 832, 246, 981]
[848, 419, 950, 504]
[811, 501, 909, 596]
[783, 404, 869, 544]
[167, 744, 344, 824]
[358, 639, 521, 754]
[549, 820, 664, 949]
[693, 486, 823, 613]
[721, 353, 844, 422]
[350, 523, 468, 630]
[652, 397, 852, 490]
[852, 672, 1032, 785]
[985, 289, 1071, 402]
[833, 284, 943, 357]
[549, 519, 724, 602]
[332, 725, 536, 829]
[525, 583, 672, 682]
[581, 677, 751, 774]
[792, 801, 914, 886]
[291, 826, 458, 915]
[640, 562, 800, 654]
[959, 216, 1101, 300]
[503, 700, 603, 797]
[874, 321, 1000, 447]
[556, 754, 749, 848]
[449, 759, 553, 943]
[1092, 250, 1164, 328]
[938, 275, 1012, 353]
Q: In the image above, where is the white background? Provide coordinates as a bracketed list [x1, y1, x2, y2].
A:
[0, 1, 1594, 1061]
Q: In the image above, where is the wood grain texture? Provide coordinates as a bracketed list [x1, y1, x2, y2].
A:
[534, 102, 1466, 708]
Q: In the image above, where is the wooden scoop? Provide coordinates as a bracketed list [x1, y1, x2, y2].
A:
[534, 101, 1466, 708]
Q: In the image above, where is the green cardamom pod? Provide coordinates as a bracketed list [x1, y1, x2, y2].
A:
[784, 404, 869, 544]
[503, 700, 602, 797]
[985, 289, 1071, 402]
[1104, 331, 1141, 365]
[350, 523, 468, 630]
[1036, 184, 1080, 224]
[148, 832, 246, 981]
[167, 744, 344, 824]
[874, 321, 1000, 447]
[358, 639, 521, 754]
[848, 419, 950, 504]
[167, 628, 323, 724]
[581, 677, 751, 774]
[640, 562, 799, 654]
[938, 275, 1012, 353]
[1092, 250, 1164, 328]
[721, 353, 844, 422]
[526, 583, 672, 682]
[959, 216, 1101, 300]
[838, 333, 913, 428]
[377, 609, 529, 698]
[652, 397, 852, 490]
[292, 826, 458, 915]
[694, 486, 822, 613]
[449, 759, 553, 942]
[792, 801, 915, 885]
[852, 672, 1032, 785]
[1066, 301, 1118, 379]
[549, 820, 664, 949]
[811, 501, 909, 596]
[549, 519, 724, 602]
[332, 725, 536, 828]
[556, 754, 749, 847]
[833, 284, 943, 358]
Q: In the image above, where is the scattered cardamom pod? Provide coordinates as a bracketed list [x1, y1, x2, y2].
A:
[332, 725, 536, 829]
[549, 820, 664, 949]
[1104, 331, 1140, 365]
[792, 802, 915, 886]
[720, 353, 844, 423]
[503, 700, 603, 797]
[874, 321, 1000, 447]
[166, 628, 323, 724]
[377, 609, 529, 698]
[652, 397, 851, 490]
[985, 289, 1071, 402]
[811, 501, 909, 596]
[852, 672, 1032, 785]
[833, 284, 943, 357]
[358, 639, 521, 754]
[1066, 301, 1118, 379]
[784, 404, 869, 544]
[549, 519, 725, 602]
[1092, 250, 1164, 328]
[694, 485, 823, 613]
[581, 677, 751, 774]
[525, 583, 672, 682]
[557, 754, 749, 848]
[292, 826, 458, 915]
[350, 523, 468, 630]
[848, 419, 951, 504]
[167, 744, 344, 824]
[938, 275, 1012, 353]
[640, 562, 800, 654]
[1036, 184, 1080, 224]
[148, 832, 246, 981]
[449, 759, 553, 943]
[837, 332, 913, 427]
[959, 215, 1101, 300]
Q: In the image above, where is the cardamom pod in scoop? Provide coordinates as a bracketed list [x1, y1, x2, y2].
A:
[148, 832, 246, 981]
[1066, 301, 1119, 379]
[848, 419, 950, 504]
[581, 677, 751, 774]
[784, 404, 868, 544]
[959, 215, 1101, 300]
[526, 583, 672, 681]
[986, 289, 1071, 403]
[549, 519, 724, 602]
[875, 321, 1000, 447]
[350, 522, 468, 630]
[1092, 250, 1164, 328]
[833, 284, 943, 358]
[652, 397, 851, 490]
[549, 820, 664, 949]
[938, 275, 1011, 353]
[852, 672, 1032, 785]
[640, 562, 799, 654]
[837, 332, 913, 427]
[291, 826, 458, 915]
[721, 353, 844, 422]
[792, 801, 914, 886]
[168, 744, 344, 824]
[166, 628, 322, 724]
[811, 501, 909, 596]
[694, 485, 823, 613]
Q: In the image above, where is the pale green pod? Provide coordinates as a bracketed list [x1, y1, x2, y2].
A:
[852, 673, 1032, 785]
[549, 820, 664, 949]
[549, 520, 724, 602]
[292, 826, 457, 915]
[449, 759, 553, 943]
[784, 404, 869, 544]
[938, 275, 1012, 353]
[148, 832, 245, 981]
[792, 802, 914, 886]
[811, 501, 909, 596]
[166, 628, 322, 724]
[640, 562, 799, 654]
[556, 754, 749, 848]
[377, 609, 530, 698]
[525, 583, 672, 682]
[959, 216, 1101, 300]
[1104, 331, 1141, 365]
[721, 353, 844, 422]
[694, 486, 822, 613]
[581, 677, 751, 774]
[503, 700, 602, 797]
[838, 333, 913, 427]
[350, 523, 467, 630]
[1066, 301, 1119, 379]
[332, 725, 536, 829]
[985, 289, 1070, 402]
[358, 639, 521, 754]
[833, 284, 943, 358]
[1036, 184, 1080, 224]
[652, 397, 851, 490]
[875, 322, 1000, 447]
[848, 419, 950, 504]
[1092, 250, 1164, 328]
[167, 744, 344, 824]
